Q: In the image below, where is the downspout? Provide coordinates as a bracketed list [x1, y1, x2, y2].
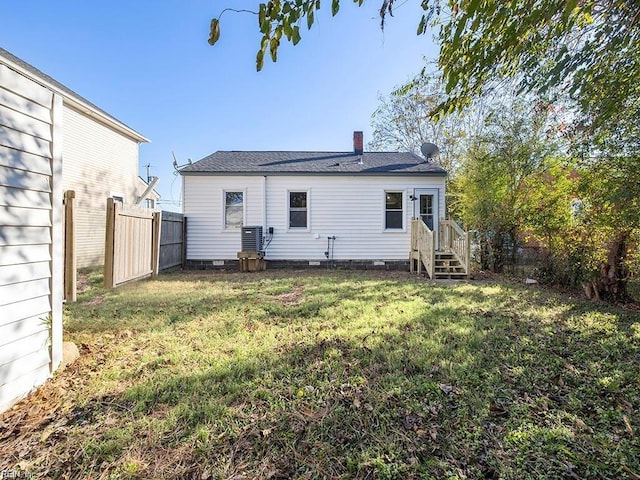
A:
[262, 175, 267, 232]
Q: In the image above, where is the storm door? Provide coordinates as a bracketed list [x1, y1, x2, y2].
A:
[413, 188, 439, 247]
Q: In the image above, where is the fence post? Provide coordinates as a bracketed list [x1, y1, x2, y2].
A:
[152, 210, 162, 276]
[104, 198, 115, 288]
[63, 190, 76, 302]
[182, 216, 188, 269]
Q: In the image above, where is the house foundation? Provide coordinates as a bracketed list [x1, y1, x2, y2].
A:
[183, 259, 410, 271]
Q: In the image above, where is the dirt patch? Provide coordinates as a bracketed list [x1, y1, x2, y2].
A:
[82, 294, 104, 306]
[276, 284, 304, 305]
[76, 271, 91, 294]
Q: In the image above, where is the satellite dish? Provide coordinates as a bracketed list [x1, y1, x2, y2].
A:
[172, 151, 192, 170]
[420, 142, 440, 160]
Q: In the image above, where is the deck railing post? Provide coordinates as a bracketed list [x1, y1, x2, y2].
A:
[430, 229, 436, 279]
[465, 231, 471, 278]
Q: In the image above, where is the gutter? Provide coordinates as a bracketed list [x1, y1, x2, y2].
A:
[178, 171, 448, 177]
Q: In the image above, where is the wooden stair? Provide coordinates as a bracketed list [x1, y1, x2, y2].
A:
[433, 251, 468, 280]
[410, 218, 470, 280]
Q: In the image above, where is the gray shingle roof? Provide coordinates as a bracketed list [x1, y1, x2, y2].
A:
[180, 151, 447, 176]
[0, 47, 148, 142]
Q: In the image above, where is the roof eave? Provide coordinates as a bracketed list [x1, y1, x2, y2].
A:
[64, 97, 150, 144]
[179, 170, 448, 177]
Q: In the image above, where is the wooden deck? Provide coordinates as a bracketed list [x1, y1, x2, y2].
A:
[410, 218, 470, 279]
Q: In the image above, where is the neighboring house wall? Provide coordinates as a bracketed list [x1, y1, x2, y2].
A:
[0, 64, 63, 412]
[183, 174, 445, 261]
[61, 104, 144, 268]
[0, 47, 152, 270]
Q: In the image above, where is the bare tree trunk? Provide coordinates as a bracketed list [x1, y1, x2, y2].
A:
[491, 232, 505, 273]
[596, 230, 631, 303]
[479, 236, 491, 271]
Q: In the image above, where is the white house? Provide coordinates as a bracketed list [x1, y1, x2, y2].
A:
[0, 47, 155, 412]
[180, 132, 447, 269]
[0, 47, 158, 269]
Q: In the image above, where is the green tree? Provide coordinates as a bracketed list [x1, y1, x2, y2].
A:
[436, 1, 640, 127]
[518, 158, 584, 286]
[575, 137, 640, 302]
[455, 97, 560, 272]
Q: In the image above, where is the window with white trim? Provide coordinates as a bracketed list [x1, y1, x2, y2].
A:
[224, 191, 244, 229]
[385, 191, 404, 230]
[289, 191, 308, 228]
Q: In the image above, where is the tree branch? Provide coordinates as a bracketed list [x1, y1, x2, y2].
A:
[218, 8, 258, 18]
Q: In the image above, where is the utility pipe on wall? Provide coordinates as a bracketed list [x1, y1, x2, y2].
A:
[262, 175, 267, 233]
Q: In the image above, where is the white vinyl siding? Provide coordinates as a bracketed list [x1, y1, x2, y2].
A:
[183, 176, 264, 259]
[0, 64, 63, 412]
[61, 105, 145, 267]
[183, 174, 446, 261]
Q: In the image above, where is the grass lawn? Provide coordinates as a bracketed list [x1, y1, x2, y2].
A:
[1, 270, 639, 479]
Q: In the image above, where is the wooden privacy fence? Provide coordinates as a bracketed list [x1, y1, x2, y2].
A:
[159, 211, 186, 271]
[104, 198, 161, 288]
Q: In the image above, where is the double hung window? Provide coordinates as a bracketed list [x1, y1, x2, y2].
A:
[289, 191, 308, 229]
[385, 191, 403, 230]
[224, 191, 244, 229]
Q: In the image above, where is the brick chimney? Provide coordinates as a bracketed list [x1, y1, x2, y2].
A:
[353, 131, 363, 155]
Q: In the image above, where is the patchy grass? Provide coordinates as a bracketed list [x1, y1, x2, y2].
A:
[1, 270, 639, 479]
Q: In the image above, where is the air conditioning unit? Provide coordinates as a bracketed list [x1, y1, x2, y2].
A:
[241, 226, 263, 253]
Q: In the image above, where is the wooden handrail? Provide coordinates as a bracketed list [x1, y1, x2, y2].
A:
[440, 218, 470, 278]
[410, 219, 435, 279]
[412, 218, 470, 279]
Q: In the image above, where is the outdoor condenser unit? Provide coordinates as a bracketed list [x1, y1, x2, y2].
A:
[241, 226, 263, 253]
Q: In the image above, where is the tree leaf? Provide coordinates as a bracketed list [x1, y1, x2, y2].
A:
[270, 37, 280, 62]
[208, 18, 220, 46]
[307, 8, 315, 30]
[256, 49, 265, 71]
[284, 21, 293, 40]
[332, 0, 340, 16]
[417, 15, 426, 35]
[292, 25, 301, 45]
[261, 18, 271, 34]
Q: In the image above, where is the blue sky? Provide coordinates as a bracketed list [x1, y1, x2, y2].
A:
[1, 1, 438, 211]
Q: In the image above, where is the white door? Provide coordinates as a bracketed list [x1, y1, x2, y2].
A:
[413, 188, 439, 247]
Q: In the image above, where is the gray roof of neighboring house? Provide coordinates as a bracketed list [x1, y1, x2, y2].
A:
[180, 151, 447, 176]
[0, 47, 148, 143]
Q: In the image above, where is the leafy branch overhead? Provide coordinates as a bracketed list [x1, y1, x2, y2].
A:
[209, 0, 365, 71]
[209, 1, 640, 127]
